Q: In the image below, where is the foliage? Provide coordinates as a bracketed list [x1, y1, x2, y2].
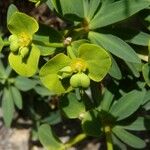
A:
[0, 0, 150, 150]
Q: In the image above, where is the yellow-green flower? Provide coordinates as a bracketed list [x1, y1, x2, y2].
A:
[39, 43, 111, 94]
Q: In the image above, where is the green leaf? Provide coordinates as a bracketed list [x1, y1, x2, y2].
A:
[0, 37, 4, 52]
[145, 14, 150, 31]
[49, 0, 60, 12]
[142, 90, 150, 104]
[35, 44, 56, 56]
[8, 12, 39, 36]
[107, 27, 150, 46]
[10, 86, 22, 109]
[112, 134, 127, 150]
[41, 111, 61, 125]
[109, 90, 145, 121]
[83, 0, 101, 20]
[143, 101, 150, 110]
[14, 76, 37, 91]
[120, 117, 150, 131]
[46, 0, 55, 10]
[5, 66, 12, 78]
[60, 92, 86, 119]
[38, 124, 64, 150]
[89, 32, 141, 63]
[101, 0, 115, 6]
[128, 31, 150, 46]
[125, 62, 141, 78]
[7, 4, 18, 24]
[100, 88, 114, 111]
[2, 88, 14, 127]
[82, 110, 102, 137]
[62, 0, 84, 19]
[89, 0, 150, 29]
[39, 53, 71, 94]
[82, 0, 89, 18]
[9, 44, 40, 77]
[34, 86, 53, 96]
[109, 57, 122, 80]
[112, 126, 146, 149]
[52, 0, 84, 21]
[78, 43, 111, 82]
[0, 59, 6, 78]
[142, 63, 150, 87]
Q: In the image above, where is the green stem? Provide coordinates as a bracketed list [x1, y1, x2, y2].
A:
[65, 133, 86, 148]
[44, 42, 64, 48]
[74, 27, 85, 32]
[104, 126, 113, 150]
[33, 40, 64, 48]
[67, 45, 76, 59]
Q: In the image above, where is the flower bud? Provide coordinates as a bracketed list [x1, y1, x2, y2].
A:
[8, 35, 18, 42]
[20, 47, 29, 58]
[10, 41, 19, 52]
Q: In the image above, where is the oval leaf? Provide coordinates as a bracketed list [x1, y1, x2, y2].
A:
[83, 0, 101, 20]
[0, 60, 6, 78]
[109, 90, 145, 121]
[100, 88, 114, 111]
[34, 86, 53, 96]
[120, 117, 150, 131]
[10, 86, 22, 109]
[88, 32, 141, 63]
[109, 57, 122, 80]
[60, 92, 86, 119]
[2, 88, 14, 127]
[112, 126, 146, 149]
[89, 0, 150, 29]
[52, 0, 84, 21]
[125, 61, 141, 77]
[142, 90, 150, 105]
[38, 124, 64, 150]
[14, 76, 37, 91]
[0, 37, 4, 52]
[112, 134, 127, 150]
[142, 63, 150, 87]
[128, 31, 150, 46]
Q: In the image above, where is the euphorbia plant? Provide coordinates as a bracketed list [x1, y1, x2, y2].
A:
[0, 0, 150, 150]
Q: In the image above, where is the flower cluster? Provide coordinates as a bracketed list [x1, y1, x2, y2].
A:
[39, 43, 111, 94]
